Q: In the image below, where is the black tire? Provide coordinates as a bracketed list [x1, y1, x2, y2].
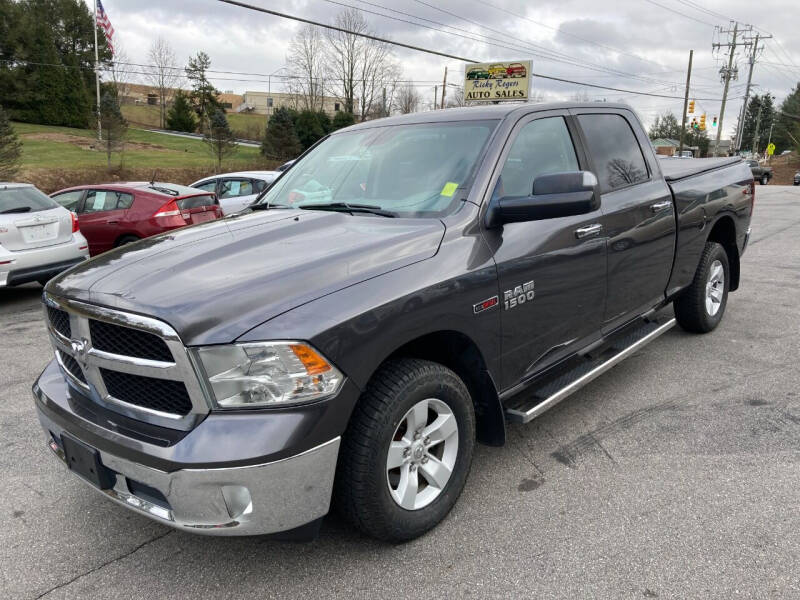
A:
[760, 174, 769, 185]
[674, 241, 730, 333]
[114, 235, 139, 247]
[334, 358, 475, 542]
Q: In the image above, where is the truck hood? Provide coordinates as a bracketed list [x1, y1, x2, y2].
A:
[49, 209, 445, 345]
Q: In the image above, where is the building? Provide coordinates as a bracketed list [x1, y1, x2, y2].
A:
[240, 91, 343, 117]
[651, 138, 700, 157]
[117, 83, 244, 112]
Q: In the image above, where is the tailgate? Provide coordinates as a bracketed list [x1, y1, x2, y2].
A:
[0, 187, 74, 251]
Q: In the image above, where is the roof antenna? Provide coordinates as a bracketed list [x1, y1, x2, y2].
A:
[149, 170, 157, 185]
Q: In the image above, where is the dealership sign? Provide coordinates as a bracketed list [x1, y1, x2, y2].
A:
[464, 60, 532, 102]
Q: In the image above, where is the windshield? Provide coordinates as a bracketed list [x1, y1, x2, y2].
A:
[0, 186, 59, 214]
[259, 120, 498, 217]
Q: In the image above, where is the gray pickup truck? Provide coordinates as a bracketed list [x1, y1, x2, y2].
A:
[747, 159, 773, 185]
[34, 103, 753, 542]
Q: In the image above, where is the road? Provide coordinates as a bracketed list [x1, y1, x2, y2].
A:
[143, 128, 262, 148]
[2, 186, 799, 599]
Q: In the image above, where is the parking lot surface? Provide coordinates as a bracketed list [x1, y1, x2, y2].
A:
[2, 186, 799, 599]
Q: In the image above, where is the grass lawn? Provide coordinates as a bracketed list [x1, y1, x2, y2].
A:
[14, 121, 263, 170]
[121, 104, 268, 140]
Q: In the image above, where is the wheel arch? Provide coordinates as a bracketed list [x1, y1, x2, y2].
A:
[374, 329, 506, 447]
[706, 214, 740, 291]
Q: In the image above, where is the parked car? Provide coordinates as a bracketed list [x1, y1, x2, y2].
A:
[0, 183, 88, 287]
[794, 171, 800, 185]
[677, 150, 694, 158]
[190, 171, 279, 215]
[780, 150, 792, 156]
[466, 68, 490, 80]
[746, 159, 773, 185]
[507, 62, 527, 77]
[50, 182, 222, 256]
[35, 103, 753, 543]
[276, 159, 296, 172]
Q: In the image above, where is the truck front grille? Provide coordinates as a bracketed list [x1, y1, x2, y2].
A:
[89, 319, 173, 362]
[100, 369, 193, 416]
[43, 294, 208, 430]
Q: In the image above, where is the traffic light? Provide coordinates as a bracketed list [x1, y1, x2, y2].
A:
[711, 116, 718, 128]
[688, 100, 695, 114]
[699, 114, 706, 130]
[690, 118, 698, 129]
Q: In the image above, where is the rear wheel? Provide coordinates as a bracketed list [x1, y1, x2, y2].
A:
[760, 174, 769, 185]
[334, 358, 475, 542]
[674, 241, 730, 333]
[114, 235, 140, 248]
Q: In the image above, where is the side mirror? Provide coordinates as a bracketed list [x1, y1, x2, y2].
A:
[486, 171, 600, 228]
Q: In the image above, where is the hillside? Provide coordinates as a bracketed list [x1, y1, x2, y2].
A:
[121, 105, 267, 141]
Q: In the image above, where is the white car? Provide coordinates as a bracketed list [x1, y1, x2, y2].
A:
[190, 171, 280, 215]
[0, 183, 89, 287]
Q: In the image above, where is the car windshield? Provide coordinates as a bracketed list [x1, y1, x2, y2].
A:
[0, 186, 59, 214]
[259, 120, 498, 217]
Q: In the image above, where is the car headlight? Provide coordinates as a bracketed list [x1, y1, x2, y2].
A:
[194, 342, 343, 408]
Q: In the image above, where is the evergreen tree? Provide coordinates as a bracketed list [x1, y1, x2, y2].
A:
[295, 109, 325, 151]
[166, 91, 197, 132]
[737, 93, 777, 154]
[261, 107, 301, 160]
[316, 110, 332, 134]
[0, 106, 23, 180]
[96, 91, 127, 167]
[648, 111, 681, 140]
[331, 111, 356, 131]
[773, 84, 800, 154]
[204, 109, 237, 171]
[185, 52, 222, 133]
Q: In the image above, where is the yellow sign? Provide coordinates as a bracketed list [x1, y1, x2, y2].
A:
[767, 143, 775, 156]
[440, 182, 459, 197]
[464, 60, 532, 102]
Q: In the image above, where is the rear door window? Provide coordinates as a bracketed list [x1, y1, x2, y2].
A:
[51, 190, 84, 211]
[82, 190, 128, 214]
[116, 192, 134, 209]
[577, 113, 649, 193]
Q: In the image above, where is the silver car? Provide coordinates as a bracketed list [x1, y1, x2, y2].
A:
[190, 170, 279, 215]
[0, 183, 89, 287]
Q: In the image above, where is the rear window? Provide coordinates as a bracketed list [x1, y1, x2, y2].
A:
[177, 194, 217, 210]
[0, 186, 59, 214]
[577, 113, 649, 193]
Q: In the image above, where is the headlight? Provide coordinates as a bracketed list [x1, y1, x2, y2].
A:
[195, 342, 343, 408]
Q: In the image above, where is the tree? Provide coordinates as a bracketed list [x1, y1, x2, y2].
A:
[395, 83, 420, 114]
[648, 111, 682, 140]
[0, 106, 22, 180]
[446, 85, 465, 109]
[186, 52, 221, 133]
[96, 91, 127, 168]
[166, 90, 196, 132]
[773, 83, 800, 154]
[106, 43, 136, 101]
[736, 93, 777, 154]
[286, 24, 325, 111]
[295, 109, 325, 151]
[204, 109, 237, 171]
[316, 111, 333, 134]
[145, 38, 181, 129]
[331, 111, 356, 131]
[261, 107, 301, 160]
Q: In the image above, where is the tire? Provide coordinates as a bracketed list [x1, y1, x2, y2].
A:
[760, 174, 769, 185]
[334, 358, 475, 542]
[114, 235, 140, 248]
[674, 241, 730, 333]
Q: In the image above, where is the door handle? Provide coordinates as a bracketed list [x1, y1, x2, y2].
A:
[106, 220, 119, 224]
[650, 201, 672, 213]
[575, 224, 603, 239]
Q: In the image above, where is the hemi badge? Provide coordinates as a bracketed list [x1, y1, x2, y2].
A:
[473, 295, 499, 314]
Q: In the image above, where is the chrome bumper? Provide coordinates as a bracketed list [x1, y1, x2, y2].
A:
[38, 403, 340, 536]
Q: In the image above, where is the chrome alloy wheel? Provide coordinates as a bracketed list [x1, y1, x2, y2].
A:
[386, 398, 459, 510]
[705, 259, 725, 316]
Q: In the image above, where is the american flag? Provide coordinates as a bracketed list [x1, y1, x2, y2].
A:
[95, 0, 115, 55]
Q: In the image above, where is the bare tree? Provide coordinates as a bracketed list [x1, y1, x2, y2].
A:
[571, 88, 591, 102]
[324, 8, 400, 120]
[446, 85, 465, 108]
[105, 43, 136, 102]
[145, 38, 181, 129]
[395, 83, 420, 114]
[286, 24, 325, 111]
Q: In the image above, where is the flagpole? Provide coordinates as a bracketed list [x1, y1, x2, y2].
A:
[93, 0, 102, 141]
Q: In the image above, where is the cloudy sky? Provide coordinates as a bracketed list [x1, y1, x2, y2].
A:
[90, 0, 800, 137]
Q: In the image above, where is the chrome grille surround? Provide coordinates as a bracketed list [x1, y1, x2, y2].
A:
[43, 292, 210, 431]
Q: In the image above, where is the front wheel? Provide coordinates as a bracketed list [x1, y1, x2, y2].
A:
[674, 241, 730, 333]
[334, 358, 475, 542]
[760, 174, 769, 185]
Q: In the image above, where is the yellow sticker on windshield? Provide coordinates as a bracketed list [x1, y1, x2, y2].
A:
[440, 182, 458, 197]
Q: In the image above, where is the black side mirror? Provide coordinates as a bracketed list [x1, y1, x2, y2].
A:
[486, 171, 600, 228]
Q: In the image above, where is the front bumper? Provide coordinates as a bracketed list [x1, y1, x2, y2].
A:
[33, 362, 350, 536]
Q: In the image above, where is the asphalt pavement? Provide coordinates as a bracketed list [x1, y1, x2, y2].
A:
[2, 185, 799, 599]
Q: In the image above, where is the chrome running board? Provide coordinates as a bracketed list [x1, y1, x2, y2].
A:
[504, 317, 676, 424]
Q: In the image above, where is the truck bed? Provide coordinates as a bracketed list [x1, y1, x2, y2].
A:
[659, 156, 743, 182]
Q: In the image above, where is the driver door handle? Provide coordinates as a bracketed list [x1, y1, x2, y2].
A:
[650, 200, 672, 213]
[575, 224, 603, 239]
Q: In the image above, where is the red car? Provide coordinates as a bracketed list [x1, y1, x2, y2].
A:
[50, 182, 222, 256]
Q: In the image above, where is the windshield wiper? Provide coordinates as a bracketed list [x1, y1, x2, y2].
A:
[1, 206, 32, 214]
[246, 203, 292, 211]
[298, 202, 396, 218]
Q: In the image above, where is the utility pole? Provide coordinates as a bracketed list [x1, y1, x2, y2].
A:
[440, 67, 448, 109]
[93, 0, 102, 142]
[712, 22, 741, 157]
[434, 85, 437, 110]
[679, 50, 693, 156]
[751, 97, 764, 155]
[734, 31, 770, 152]
[381, 87, 387, 118]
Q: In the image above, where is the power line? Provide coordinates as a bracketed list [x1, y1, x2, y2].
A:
[640, 0, 716, 27]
